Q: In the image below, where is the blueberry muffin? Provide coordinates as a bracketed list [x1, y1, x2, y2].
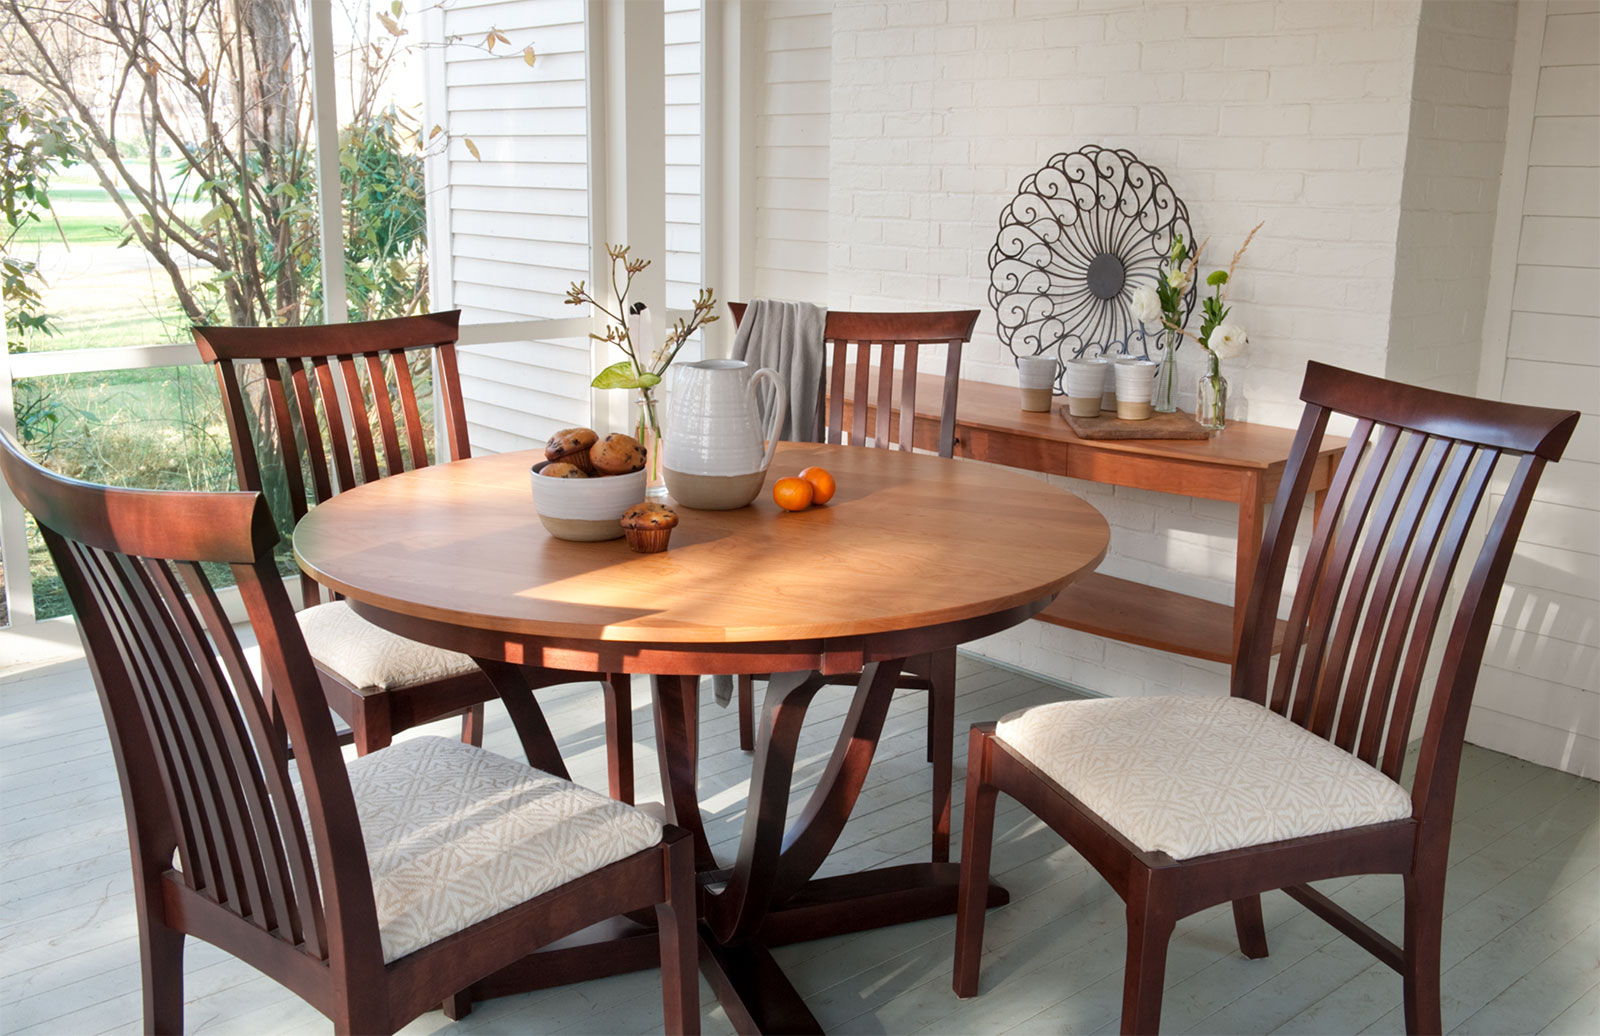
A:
[545, 427, 598, 473]
[591, 432, 648, 475]
[621, 502, 679, 553]
[540, 461, 588, 479]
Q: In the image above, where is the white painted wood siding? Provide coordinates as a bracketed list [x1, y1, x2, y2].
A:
[1476, 1, 1600, 778]
[753, 1, 830, 302]
[666, 0, 706, 362]
[666, 2, 704, 305]
[432, 0, 593, 453]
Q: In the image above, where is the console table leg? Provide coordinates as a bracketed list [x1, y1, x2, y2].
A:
[1233, 472, 1267, 656]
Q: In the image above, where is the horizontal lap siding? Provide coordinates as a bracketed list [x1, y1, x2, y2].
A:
[1472, 3, 1600, 778]
[439, 0, 592, 453]
[666, 0, 705, 363]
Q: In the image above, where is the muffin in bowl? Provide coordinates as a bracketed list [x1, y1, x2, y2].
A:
[545, 427, 599, 473]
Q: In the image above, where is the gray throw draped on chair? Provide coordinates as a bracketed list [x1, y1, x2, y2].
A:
[729, 299, 828, 444]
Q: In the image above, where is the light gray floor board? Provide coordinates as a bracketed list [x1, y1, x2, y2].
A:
[2, 649, 1595, 1035]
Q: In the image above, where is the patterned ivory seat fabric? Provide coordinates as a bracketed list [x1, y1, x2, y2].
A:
[295, 601, 480, 693]
[340, 737, 663, 962]
[994, 695, 1413, 861]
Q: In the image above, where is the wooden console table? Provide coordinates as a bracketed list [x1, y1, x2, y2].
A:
[842, 375, 1346, 665]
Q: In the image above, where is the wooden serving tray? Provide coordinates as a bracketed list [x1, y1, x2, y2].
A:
[1062, 408, 1209, 440]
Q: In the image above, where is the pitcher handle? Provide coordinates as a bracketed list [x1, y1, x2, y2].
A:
[746, 367, 788, 472]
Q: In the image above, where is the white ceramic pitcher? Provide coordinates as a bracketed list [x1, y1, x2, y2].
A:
[663, 359, 787, 510]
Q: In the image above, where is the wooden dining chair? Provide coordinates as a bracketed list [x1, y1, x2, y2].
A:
[728, 301, 981, 863]
[0, 429, 699, 1036]
[952, 361, 1580, 1034]
[194, 313, 636, 802]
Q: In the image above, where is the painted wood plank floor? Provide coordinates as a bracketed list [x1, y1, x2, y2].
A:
[2, 649, 1595, 1035]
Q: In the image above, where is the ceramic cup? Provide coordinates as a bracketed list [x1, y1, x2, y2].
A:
[1113, 358, 1159, 421]
[1064, 356, 1110, 418]
[1016, 356, 1059, 413]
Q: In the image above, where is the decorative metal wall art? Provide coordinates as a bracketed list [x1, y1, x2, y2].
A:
[988, 146, 1196, 390]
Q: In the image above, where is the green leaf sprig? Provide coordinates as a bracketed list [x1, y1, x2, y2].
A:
[1157, 222, 1261, 350]
[567, 243, 719, 392]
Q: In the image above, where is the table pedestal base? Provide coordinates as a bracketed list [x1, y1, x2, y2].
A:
[459, 864, 1009, 1033]
[463, 659, 1007, 1033]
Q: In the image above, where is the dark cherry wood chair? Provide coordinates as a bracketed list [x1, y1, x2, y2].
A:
[952, 361, 1579, 1034]
[728, 301, 981, 862]
[193, 313, 636, 802]
[0, 429, 698, 1035]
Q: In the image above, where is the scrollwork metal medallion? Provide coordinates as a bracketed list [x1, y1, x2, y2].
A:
[989, 146, 1195, 391]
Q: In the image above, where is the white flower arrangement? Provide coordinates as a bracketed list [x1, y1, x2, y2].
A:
[1209, 322, 1248, 360]
[1129, 285, 1162, 329]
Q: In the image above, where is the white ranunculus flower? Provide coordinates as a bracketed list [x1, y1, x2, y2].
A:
[1166, 266, 1191, 293]
[1210, 322, 1248, 359]
[1129, 285, 1163, 329]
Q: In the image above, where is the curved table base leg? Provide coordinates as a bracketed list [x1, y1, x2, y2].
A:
[471, 658, 571, 779]
[652, 674, 717, 872]
[699, 924, 823, 1036]
[769, 662, 901, 902]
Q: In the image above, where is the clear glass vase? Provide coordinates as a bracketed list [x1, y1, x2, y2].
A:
[1196, 350, 1228, 432]
[1152, 344, 1180, 413]
[635, 392, 668, 497]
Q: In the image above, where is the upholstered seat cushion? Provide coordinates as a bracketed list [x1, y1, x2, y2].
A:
[994, 695, 1412, 861]
[296, 600, 479, 692]
[344, 736, 663, 962]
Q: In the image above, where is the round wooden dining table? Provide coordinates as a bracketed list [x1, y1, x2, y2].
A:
[294, 440, 1108, 1034]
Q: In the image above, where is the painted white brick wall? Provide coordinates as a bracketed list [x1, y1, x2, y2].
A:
[1387, 0, 1517, 395]
[827, 0, 1425, 699]
[754, 1, 832, 301]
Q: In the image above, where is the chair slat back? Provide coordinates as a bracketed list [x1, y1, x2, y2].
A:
[195, 311, 466, 607]
[729, 303, 979, 456]
[1235, 362, 1578, 823]
[0, 432, 383, 971]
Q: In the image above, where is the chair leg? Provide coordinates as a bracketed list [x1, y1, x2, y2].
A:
[656, 834, 701, 1035]
[333, 998, 389, 1036]
[1231, 894, 1270, 959]
[927, 650, 955, 863]
[1402, 871, 1445, 1035]
[603, 673, 635, 804]
[441, 989, 472, 1020]
[459, 703, 486, 747]
[1121, 876, 1176, 1036]
[352, 695, 393, 755]
[139, 905, 184, 1035]
[737, 674, 755, 752]
[953, 728, 998, 999]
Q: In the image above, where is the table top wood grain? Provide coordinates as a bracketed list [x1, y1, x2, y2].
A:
[293, 441, 1110, 646]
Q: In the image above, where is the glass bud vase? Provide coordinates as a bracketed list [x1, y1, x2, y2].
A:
[635, 392, 668, 498]
[1152, 344, 1180, 413]
[1196, 350, 1228, 432]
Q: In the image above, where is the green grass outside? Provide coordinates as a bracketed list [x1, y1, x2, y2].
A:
[8, 210, 132, 249]
[15, 358, 437, 619]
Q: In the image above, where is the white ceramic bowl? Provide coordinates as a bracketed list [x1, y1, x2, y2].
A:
[530, 462, 647, 541]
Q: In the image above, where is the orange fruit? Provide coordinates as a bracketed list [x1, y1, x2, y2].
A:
[772, 476, 815, 511]
[798, 466, 836, 505]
